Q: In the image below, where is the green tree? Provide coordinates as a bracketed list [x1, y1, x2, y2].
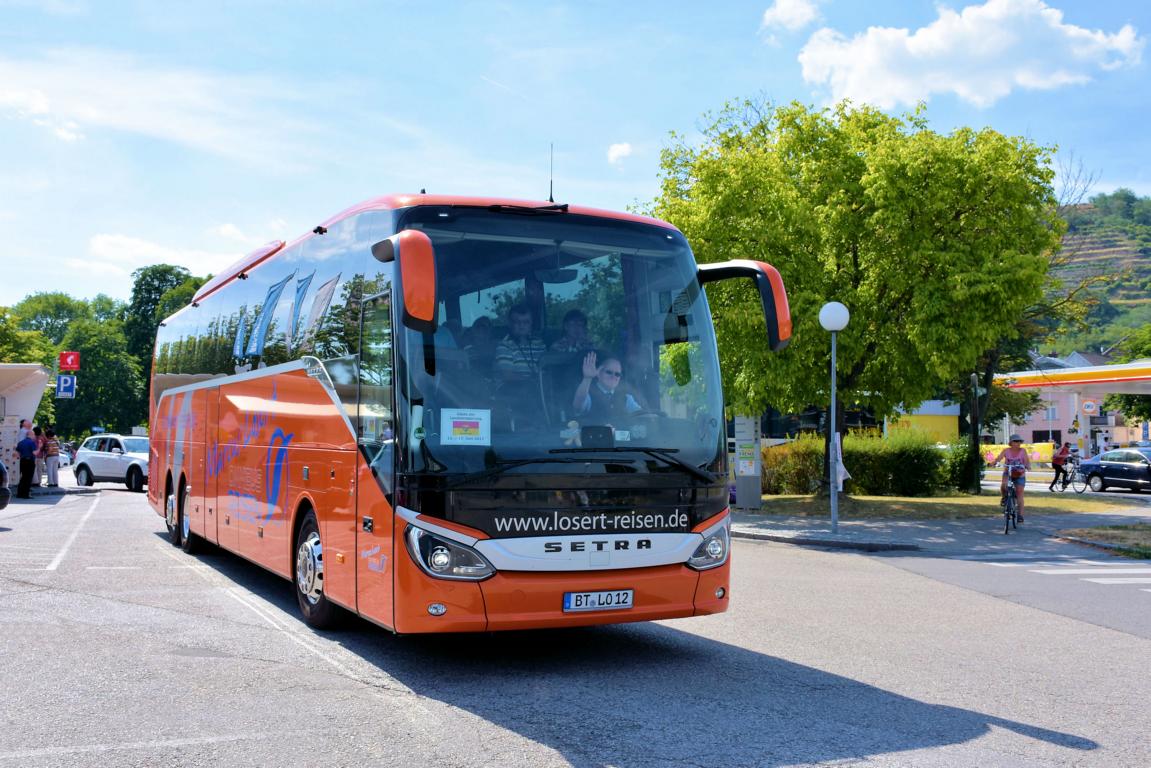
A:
[53, 319, 143, 440]
[1103, 326, 1151, 421]
[124, 265, 191, 361]
[89, 294, 126, 323]
[649, 100, 1063, 423]
[155, 275, 209, 324]
[12, 291, 92, 345]
[122, 264, 193, 425]
[0, 308, 57, 427]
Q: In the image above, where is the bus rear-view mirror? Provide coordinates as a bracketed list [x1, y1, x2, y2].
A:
[373, 229, 438, 333]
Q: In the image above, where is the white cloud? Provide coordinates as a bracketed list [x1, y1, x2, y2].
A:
[762, 0, 820, 33]
[607, 142, 633, 165]
[78, 233, 240, 278]
[0, 49, 324, 168]
[798, 0, 1145, 108]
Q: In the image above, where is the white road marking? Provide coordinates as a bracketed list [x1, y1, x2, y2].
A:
[1081, 577, 1151, 584]
[1029, 567, 1151, 575]
[46, 496, 100, 571]
[155, 545, 406, 691]
[0, 732, 279, 760]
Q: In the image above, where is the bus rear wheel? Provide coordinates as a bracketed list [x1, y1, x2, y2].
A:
[294, 512, 339, 629]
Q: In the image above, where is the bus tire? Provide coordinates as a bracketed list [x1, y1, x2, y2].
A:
[179, 485, 199, 555]
[165, 484, 181, 547]
[294, 511, 339, 629]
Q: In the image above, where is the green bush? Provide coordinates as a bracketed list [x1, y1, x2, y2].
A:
[760, 430, 948, 496]
[841, 430, 944, 496]
[943, 439, 984, 491]
[761, 434, 824, 494]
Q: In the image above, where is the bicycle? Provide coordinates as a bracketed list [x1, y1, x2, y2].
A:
[1001, 481, 1019, 534]
[1050, 455, 1087, 493]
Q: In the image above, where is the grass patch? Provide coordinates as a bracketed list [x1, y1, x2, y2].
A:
[758, 492, 1133, 520]
[1058, 524, 1151, 558]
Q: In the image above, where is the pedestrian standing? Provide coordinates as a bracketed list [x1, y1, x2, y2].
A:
[14, 431, 37, 499]
[43, 428, 61, 488]
[14, 418, 31, 488]
[32, 425, 46, 487]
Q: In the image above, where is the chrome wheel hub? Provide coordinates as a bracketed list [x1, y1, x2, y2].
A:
[166, 493, 177, 529]
[296, 532, 324, 605]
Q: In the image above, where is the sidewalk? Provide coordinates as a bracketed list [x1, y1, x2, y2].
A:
[5, 463, 97, 500]
[731, 488, 1151, 555]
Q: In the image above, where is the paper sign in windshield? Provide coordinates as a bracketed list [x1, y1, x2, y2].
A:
[441, 408, 491, 446]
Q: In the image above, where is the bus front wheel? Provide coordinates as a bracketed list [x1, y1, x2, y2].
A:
[179, 485, 199, 555]
[165, 486, 181, 547]
[294, 512, 339, 629]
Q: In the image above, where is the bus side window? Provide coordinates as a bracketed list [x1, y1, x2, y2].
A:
[359, 286, 395, 492]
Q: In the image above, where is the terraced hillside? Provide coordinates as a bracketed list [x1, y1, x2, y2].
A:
[1057, 226, 1150, 307]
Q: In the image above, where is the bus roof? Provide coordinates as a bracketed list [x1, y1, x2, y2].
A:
[192, 194, 678, 305]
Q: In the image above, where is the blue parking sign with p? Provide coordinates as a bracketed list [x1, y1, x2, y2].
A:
[56, 374, 76, 399]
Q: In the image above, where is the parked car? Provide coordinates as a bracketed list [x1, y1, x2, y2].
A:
[73, 435, 149, 492]
[1078, 447, 1151, 493]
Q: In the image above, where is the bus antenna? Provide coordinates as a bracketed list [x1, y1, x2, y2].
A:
[548, 143, 554, 203]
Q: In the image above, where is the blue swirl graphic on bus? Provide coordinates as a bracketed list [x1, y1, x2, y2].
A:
[264, 428, 294, 523]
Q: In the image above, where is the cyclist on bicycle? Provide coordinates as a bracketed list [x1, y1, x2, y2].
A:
[993, 435, 1031, 521]
[1049, 441, 1071, 491]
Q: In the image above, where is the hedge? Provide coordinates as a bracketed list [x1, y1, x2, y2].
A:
[761, 430, 946, 497]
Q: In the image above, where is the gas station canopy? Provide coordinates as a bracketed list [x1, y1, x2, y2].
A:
[996, 360, 1151, 396]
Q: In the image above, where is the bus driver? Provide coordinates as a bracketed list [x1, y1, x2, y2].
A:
[572, 352, 642, 424]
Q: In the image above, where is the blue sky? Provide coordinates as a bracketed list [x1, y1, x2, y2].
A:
[0, 0, 1146, 307]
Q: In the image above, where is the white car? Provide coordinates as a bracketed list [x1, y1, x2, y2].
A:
[73, 435, 149, 492]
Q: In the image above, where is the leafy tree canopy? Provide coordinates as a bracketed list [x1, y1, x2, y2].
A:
[12, 292, 92, 345]
[1103, 325, 1151, 421]
[124, 264, 192, 362]
[155, 275, 210, 324]
[648, 100, 1064, 418]
[0, 307, 55, 367]
[53, 318, 143, 440]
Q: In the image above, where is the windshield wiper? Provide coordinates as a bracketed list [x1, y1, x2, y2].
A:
[445, 456, 630, 488]
[486, 203, 569, 215]
[550, 446, 717, 484]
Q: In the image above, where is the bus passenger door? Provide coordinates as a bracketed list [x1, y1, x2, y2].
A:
[355, 286, 396, 627]
[203, 388, 220, 545]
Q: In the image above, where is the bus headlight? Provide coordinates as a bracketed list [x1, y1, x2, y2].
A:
[405, 526, 495, 581]
[687, 525, 729, 571]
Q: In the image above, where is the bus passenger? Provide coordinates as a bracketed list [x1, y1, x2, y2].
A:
[494, 304, 545, 383]
[572, 352, 642, 423]
[550, 309, 594, 353]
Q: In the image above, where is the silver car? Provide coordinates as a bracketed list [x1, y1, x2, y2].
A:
[73, 435, 149, 492]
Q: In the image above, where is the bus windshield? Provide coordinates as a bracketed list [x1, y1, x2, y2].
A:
[390, 206, 725, 480]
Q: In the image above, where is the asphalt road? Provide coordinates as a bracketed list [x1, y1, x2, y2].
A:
[2, 489, 1149, 767]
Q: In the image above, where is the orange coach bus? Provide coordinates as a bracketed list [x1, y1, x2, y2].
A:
[149, 194, 790, 633]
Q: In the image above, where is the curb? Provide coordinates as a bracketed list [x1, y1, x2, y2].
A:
[1054, 534, 1133, 554]
[26, 487, 99, 498]
[731, 528, 920, 552]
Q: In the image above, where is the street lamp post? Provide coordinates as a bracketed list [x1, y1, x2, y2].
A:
[970, 372, 981, 495]
[819, 302, 850, 534]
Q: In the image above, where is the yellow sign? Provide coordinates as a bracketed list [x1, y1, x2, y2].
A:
[982, 442, 1053, 466]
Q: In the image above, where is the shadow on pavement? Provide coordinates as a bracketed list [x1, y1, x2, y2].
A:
[177, 541, 1098, 767]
